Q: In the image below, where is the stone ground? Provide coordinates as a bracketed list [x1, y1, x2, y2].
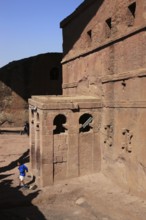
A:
[0, 132, 146, 220]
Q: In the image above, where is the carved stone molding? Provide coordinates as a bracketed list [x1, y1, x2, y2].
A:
[104, 101, 146, 108]
[102, 68, 146, 83]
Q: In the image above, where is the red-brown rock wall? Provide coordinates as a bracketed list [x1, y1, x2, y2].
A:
[60, 0, 146, 198]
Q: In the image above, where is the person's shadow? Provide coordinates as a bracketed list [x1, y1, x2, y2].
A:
[0, 149, 30, 174]
[0, 150, 47, 220]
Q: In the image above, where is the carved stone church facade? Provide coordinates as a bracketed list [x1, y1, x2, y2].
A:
[29, 0, 146, 198]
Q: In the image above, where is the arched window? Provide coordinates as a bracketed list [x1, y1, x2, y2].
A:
[50, 67, 59, 80]
[53, 114, 67, 134]
[79, 113, 93, 133]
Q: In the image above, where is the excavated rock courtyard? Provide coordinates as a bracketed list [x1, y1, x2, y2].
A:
[0, 132, 146, 220]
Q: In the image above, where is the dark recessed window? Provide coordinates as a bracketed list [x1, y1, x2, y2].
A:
[87, 30, 92, 40]
[37, 113, 39, 121]
[79, 113, 93, 133]
[128, 2, 136, 17]
[106, 18, 112, 29]
[53, 114, 67, 134]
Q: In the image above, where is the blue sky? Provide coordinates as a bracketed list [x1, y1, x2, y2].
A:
[0, 0, 83, 67]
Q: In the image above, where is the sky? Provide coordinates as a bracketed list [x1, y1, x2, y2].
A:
[0, 0, 83, 67]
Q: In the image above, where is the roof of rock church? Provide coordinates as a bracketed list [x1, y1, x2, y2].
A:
[60, 0, 97, 28]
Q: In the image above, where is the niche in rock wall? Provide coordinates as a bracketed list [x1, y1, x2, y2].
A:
[127, 2, 136, 27]
[87, 30, 92, 40]
[121, 80, 126, 90]
[86, 29, 92, 47]
[105, 17, 112, 38]
[31, 109, 34, 124]
[37, 112, 39, 121]
[36, 113, 40, 129]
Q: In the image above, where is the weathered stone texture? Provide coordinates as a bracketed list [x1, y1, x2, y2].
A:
[29, 96, 101, 186]
[61, 0, 146, 97]
[102, 107, 146, 197]
[29, 0, 146, 199]
[59, 0, 146, 198]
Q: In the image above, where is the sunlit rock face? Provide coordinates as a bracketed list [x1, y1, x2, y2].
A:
[59, 0, 146, 198]
[18, 0, 146, 199]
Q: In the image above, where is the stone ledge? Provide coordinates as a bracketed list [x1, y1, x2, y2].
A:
[29, 96, 102, 110]
[104, 101, 146, 108]
[102, 68, 146, 83]
[62, 82, 78, 89]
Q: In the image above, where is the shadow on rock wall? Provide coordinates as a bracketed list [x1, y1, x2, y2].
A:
[0, 149, 46, 220]
[0, 53, 62, 126]
[60, 0, 104, 57]
[0, 52, 62, 101]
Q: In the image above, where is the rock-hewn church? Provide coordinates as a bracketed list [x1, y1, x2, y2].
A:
[29, 0, 146, 198]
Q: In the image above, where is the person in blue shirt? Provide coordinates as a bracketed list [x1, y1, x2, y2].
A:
[17, 161, 28, 187]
